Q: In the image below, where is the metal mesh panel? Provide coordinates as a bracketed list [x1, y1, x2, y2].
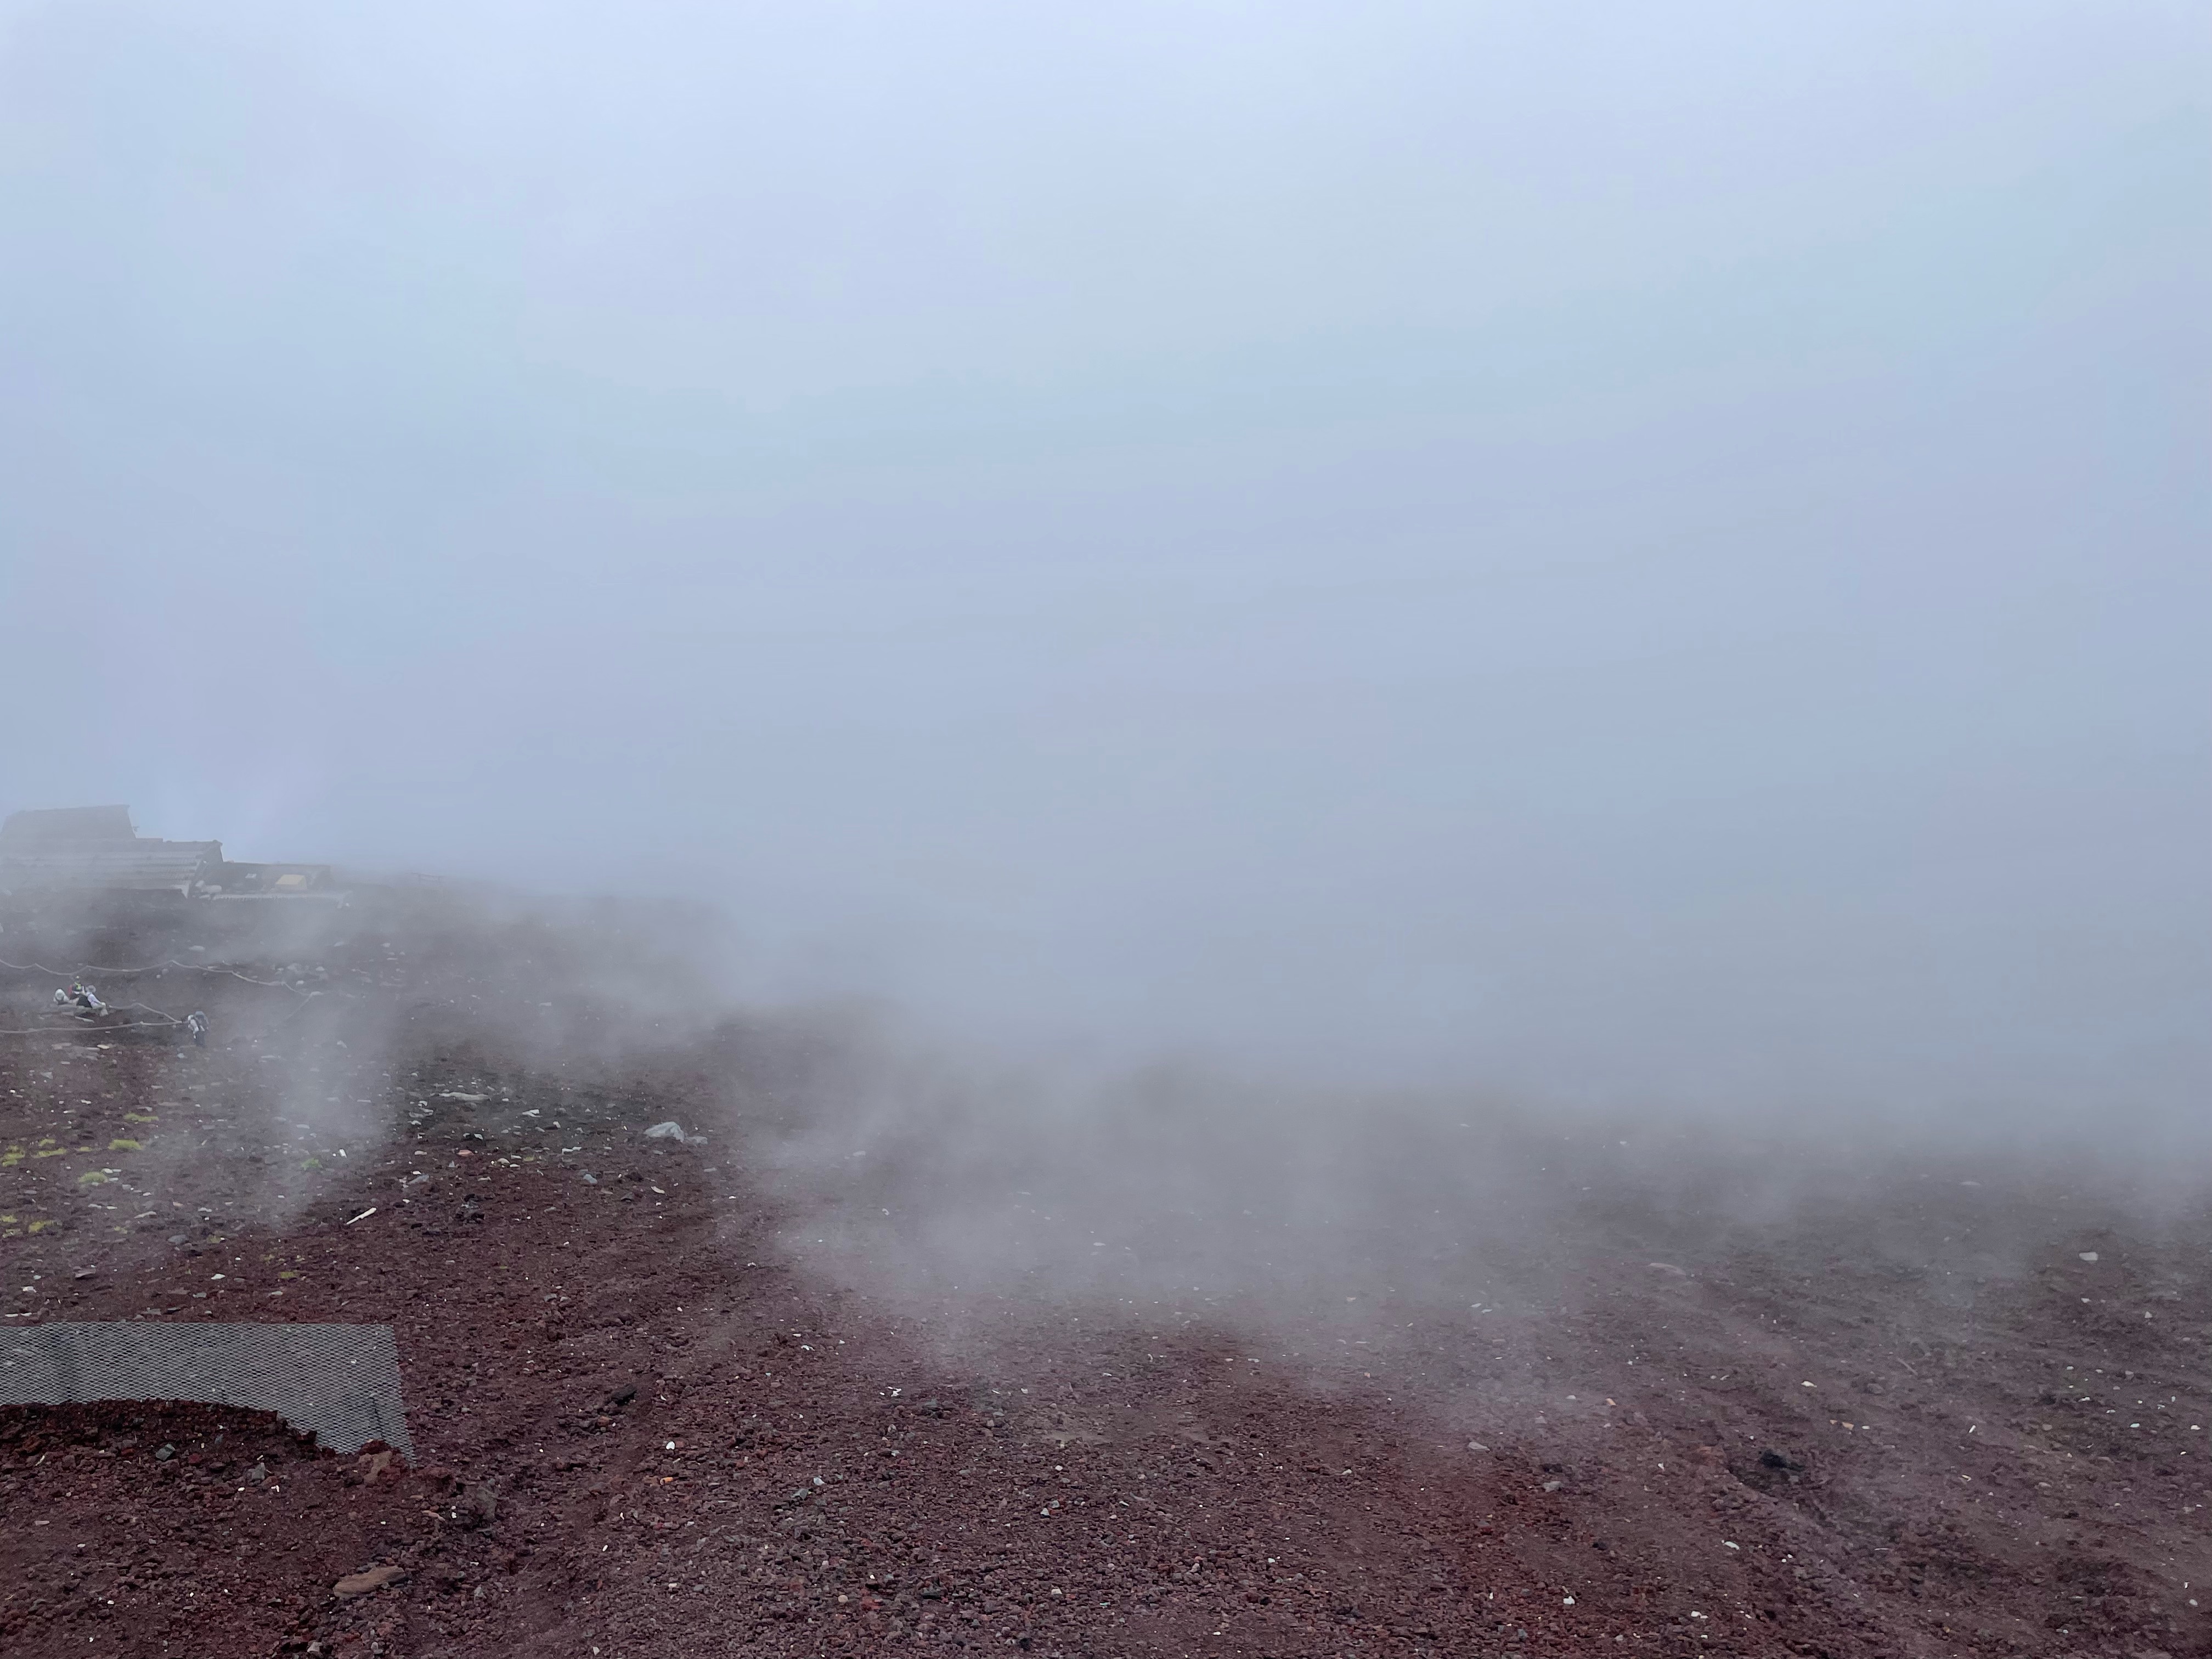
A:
[0, 1322, 414, 1461]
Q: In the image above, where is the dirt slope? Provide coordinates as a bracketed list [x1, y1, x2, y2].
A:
[2, 907, 2206, 1658]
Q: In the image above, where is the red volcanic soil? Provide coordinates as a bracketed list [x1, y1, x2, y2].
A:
[2, 902, 2208, 1659]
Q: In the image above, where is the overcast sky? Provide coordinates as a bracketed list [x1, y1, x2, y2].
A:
[2, 2, 2205, 1121]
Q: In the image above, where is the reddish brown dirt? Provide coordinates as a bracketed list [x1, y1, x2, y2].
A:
[2, 907, 2208, 1658]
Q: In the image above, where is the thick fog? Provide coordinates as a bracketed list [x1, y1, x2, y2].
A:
[3, 2, 2206, 1132]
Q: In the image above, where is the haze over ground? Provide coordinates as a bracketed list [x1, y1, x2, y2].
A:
[2, 3, 2205, 1135]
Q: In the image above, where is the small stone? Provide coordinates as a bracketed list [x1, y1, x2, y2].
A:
[335, 1564, 406, 1599]
[154, 1443, 175, 1462]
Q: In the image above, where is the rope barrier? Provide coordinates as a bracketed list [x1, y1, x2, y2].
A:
[0, 956, 314, 995]
[0, 1020, 187, 1039]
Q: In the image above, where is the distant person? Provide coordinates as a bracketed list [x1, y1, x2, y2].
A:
[57, 979, 104, 1014]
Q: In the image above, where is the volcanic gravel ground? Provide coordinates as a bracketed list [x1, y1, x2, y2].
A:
[2, 916, 2208, 1658]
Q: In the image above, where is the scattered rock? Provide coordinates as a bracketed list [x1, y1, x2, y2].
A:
[453, 1483, 498, 1526]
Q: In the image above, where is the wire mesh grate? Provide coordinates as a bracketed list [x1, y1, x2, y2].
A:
[0, 1321, 414, 1461]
